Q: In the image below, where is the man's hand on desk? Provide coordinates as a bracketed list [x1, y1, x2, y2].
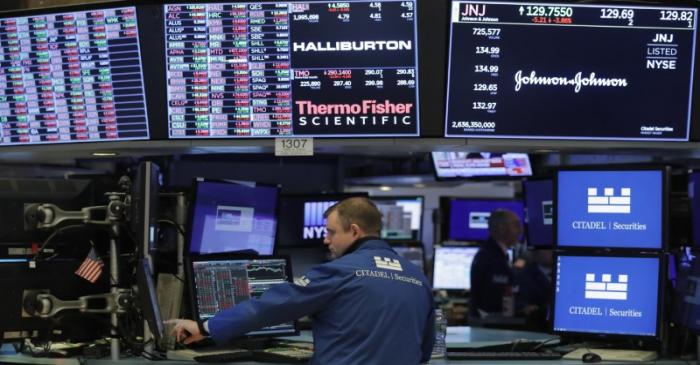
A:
[164, 319, 207, 345]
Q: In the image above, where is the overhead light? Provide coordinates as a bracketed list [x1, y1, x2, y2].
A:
[92, 152, 118, 157]
[379, 186, 392, 191]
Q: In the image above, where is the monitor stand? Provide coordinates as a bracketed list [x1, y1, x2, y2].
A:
[563, 348, 657, 362]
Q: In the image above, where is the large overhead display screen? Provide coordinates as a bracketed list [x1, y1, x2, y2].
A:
[165, 1, 419, 138]
[445, 1, 698, 141]
[0, 6, 149, 145]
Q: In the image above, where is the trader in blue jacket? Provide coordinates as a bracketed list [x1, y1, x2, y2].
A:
[167, 197, 435, 365]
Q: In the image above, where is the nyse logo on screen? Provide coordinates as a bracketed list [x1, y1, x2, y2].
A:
[584, 273, 628, 301]
[303, 201, 337, 239]
[587, 187, 631, 214]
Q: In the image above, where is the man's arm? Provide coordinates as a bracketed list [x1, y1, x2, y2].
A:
[419, 307, 436, 363]
[208, 265, 340, 345]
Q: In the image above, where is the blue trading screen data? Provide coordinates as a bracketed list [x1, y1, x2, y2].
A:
[557, 170, 663, 249]
[553, 255, 660, 337]
[445, 1, 698, 141]
[0, 7, 149, 145]
[165, 1, 419, 138]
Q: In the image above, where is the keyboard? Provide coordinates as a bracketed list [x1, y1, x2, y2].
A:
[166, 348, 252, 362]
[446, 351, 563, 360]
[252, 347, 314, 363]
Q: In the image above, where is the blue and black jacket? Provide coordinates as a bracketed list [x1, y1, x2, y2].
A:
[208, 237, 435, 365]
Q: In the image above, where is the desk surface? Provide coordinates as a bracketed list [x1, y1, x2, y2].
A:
[0, 327, 687, 365]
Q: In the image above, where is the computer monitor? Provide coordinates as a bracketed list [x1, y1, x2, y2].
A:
[552, 253, 663, 341]
[185, 254, 297, 337]
[555, 167, 667, 250]
[432, 246, 479, 291]
[444, 1, 698, 141]
[188, 179, 279, 255]
[432, 152, 532, 179]
[0, 5, 150, 146]
[275, 193, 367, 247]
[274, 245, 329, 279]
[523, 179, 553, 248]
[135, 258, 164, 343]
[440, 197, 525, 242]
[0, 259, 109, 342]
[164, 1, 419, 138]
[391, 243, 425, 273]
[130, 162, 161, 255]
[373, 196, 423, 241]
[689, 172, 700, 246]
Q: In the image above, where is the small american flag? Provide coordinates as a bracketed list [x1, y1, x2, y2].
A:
[75, 247, 104, 283]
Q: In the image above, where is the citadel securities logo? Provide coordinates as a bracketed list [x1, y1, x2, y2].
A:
[374, 256, 403, 271]
[587, 187, 631, 214]
[296, 100, 414, 127]
[585, 273, 629, 301]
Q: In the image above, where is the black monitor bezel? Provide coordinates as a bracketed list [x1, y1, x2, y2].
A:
[371, 195, 425, 242]
[430, 151, 533, 181]
[184, 252, 299, 338]
[431, 244, 480, 292]
[135, 258, 165, 344]
[185, 178, 281, 256]
[551, 251, 666, 345]
[439, 196, 525, 243]
[522, 177, 555, 249]
[553, 165, 670, 252]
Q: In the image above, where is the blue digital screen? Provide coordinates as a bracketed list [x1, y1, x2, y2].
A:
[557, 170, 663, 249]
[554, 255, 660, 337]
[447, 199, 524, 242]
[189, 181, 278, 255]
[524, 179, 553, 247]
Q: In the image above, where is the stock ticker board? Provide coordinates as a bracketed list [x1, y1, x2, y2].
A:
[0, 7, 149, 145]
[165, 1, 419, 138]
[445, 1, 698, 141]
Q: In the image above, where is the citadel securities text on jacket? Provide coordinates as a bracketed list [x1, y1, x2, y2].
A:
[207, 238, 435, 365]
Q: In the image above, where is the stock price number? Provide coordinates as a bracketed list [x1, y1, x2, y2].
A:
[472, 102, 497, 111]
[474, 64, 499, 73]
[475, 46, 500, 55]
[520, 5, 573, 17]
[451, 121, 496, 129]
[600, 8, 634, 25]
[473, 83, 498, 92]
[473, 27, 501, 37]
[660, 10, 694, 27]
